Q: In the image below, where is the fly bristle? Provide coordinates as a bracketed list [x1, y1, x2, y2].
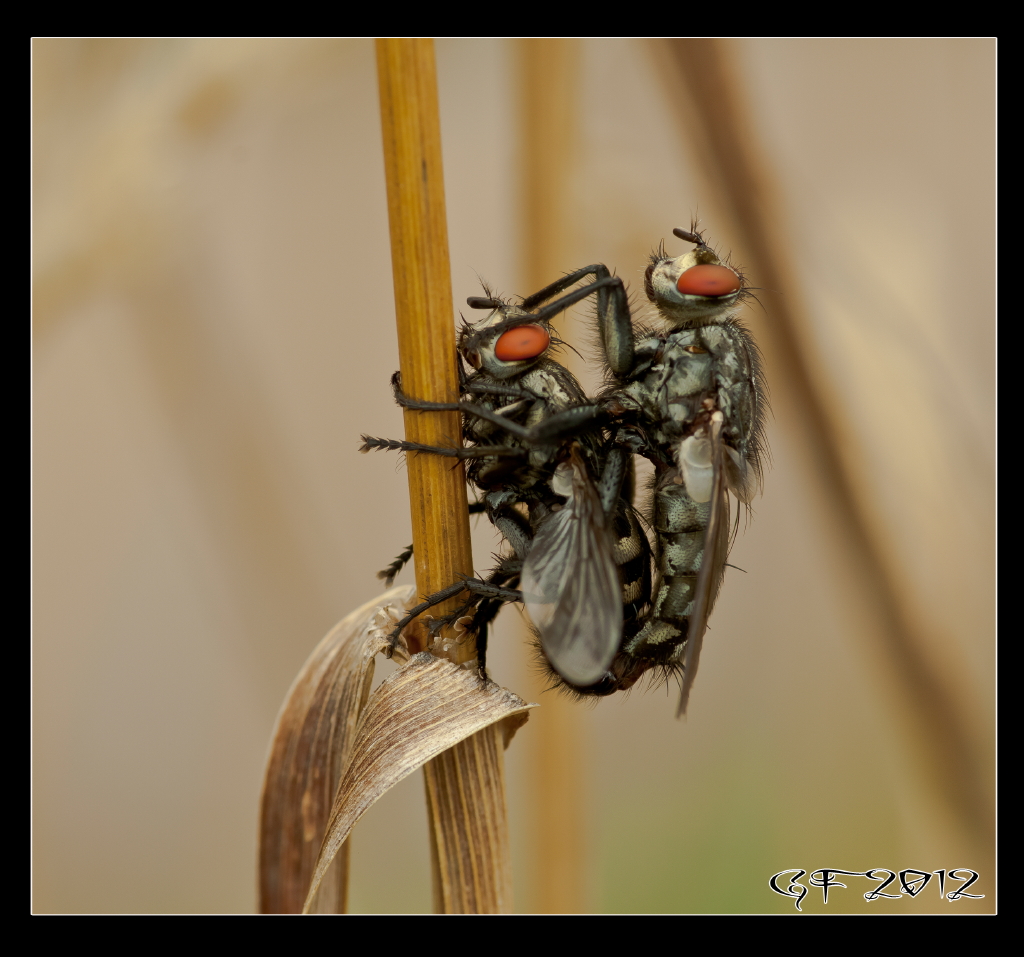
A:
[359, 435, 403, 453]
[648, 240, 668, 266]
[526, 635, 606, 706]
[475, 279, 510, 305]
[637, 659, 686, 695]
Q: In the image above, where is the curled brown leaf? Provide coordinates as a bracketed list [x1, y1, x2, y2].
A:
[302, 652, 533, 912]
[258, 585, 415, 914]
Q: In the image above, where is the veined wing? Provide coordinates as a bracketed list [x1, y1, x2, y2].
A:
[520, 446, 622, 687]
[677, 411, 732, 717]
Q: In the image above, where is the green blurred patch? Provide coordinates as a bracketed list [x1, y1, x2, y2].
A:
[592, 730, 990, 914]
[596, 743, 784, 913]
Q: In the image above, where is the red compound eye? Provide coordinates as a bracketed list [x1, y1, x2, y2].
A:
[676, 264, 740, 297]
[494, 325, 549, 361]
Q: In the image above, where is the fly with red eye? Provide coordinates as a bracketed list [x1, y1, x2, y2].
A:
[360, 276, 651, 690]
[580, 225, 766, 715]
[359, 224, 766, 715]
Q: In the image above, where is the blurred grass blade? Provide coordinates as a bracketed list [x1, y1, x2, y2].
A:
[303, 654, 534, 913]
[258, 585, 416, 914]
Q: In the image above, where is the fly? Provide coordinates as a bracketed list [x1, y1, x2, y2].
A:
[360, 277, 651, 689]
[590, 225, 767, 714]
[360, 224, 766, 716]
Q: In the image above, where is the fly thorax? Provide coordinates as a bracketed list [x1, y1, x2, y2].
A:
[614, 382, 648, 416]
[656, 333, 714, 425]
[519, 364, 580, 419]
[697, 323, 729, 354]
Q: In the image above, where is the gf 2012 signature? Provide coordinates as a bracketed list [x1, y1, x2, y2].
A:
[770, 868, 984, 910]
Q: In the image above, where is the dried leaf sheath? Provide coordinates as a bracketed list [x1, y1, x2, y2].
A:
[423, 721, 516, 914]
[259, 586, 533, 915]
[258, 586, 414, 914]
[303, 654, 532, 912]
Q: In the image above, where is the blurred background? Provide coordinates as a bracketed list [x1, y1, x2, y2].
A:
[33, 38, 994, 914]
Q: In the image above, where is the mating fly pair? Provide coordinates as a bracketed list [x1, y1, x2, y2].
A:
[361, 226, 767, 714]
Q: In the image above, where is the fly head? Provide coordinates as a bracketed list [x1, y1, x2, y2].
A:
[459, 296, 554, 380]
[643, 226, 745, 328]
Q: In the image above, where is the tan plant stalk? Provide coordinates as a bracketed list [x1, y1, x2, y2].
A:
[375, 37, 514, 914]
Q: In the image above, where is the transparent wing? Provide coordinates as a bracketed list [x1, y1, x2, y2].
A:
[677, 412, 732, 717]
[520, 446, 622, 687]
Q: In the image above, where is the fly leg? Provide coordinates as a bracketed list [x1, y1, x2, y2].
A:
[520, 264, 615, 309]
[526, 404, 606, 443]
[527, 275, 627, 336]
[423, 557, 524, 679]
[597, 443, 629, 519]
[391, 371, 607, 450]
[358, 435, 529, 459]
[466, 561, 523, 679]
[362, 407, 606, 455]
[386, 577, 523, 662]
[530, 270, 637, 377]
[473, 272, 629, 377]
[489, 502, 532, 565]
[384, 581, 474, 658]
[389, 376, 544, 442]
[519, 267, 634, 376]
[466, 265, 622, 328]
[391, 370, 540, 406]
[377, 544, 413, 586]
[375, 502, 489, 585]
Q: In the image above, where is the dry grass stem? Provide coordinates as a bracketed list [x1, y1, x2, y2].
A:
[375, 37, 473, 633]
[304, 652, 531, 912]
[376, 37, 518, 913]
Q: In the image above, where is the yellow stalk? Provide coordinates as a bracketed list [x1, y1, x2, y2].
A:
[376, 37, 513, 913]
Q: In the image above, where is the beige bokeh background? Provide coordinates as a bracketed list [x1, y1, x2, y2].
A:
[33, 38, 994, 913]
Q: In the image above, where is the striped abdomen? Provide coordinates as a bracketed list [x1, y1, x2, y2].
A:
[622, 480, 708, 661]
